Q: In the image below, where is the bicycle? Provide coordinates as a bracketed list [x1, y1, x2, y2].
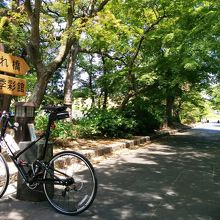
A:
[0, 106, 97, 215]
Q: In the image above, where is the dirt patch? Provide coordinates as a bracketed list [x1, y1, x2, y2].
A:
[53, 137, 134, 152]
[52, 123, 191, 154]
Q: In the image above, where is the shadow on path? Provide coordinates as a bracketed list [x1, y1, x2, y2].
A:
[93, 125, 220, 220]
[1, 125, 220, 220]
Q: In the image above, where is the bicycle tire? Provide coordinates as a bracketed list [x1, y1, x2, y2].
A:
[43, 151, 97, 215]
[0, 153, 9, 198]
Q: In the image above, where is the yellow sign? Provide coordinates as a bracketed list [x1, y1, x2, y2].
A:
[0, 51, 29, 75]
[0, 74, 26, 96]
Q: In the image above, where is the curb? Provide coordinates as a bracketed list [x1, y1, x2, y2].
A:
[5, 128, 187, 184]
[82, 129, 181, 160]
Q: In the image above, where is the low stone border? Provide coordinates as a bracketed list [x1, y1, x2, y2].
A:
[4, 128, 186, 184]
[83, 129, 180, 160]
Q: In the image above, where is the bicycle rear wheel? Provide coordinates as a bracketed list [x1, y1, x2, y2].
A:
[0, 153, 9, 198]
[43, 151, 97, 215]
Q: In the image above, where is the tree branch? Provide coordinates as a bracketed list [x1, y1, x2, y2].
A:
[74, 0, 111, 19]
[47, 38, 73, 75]
[79, 47, 127, 65]
[24, 0, 32, 15]
[130, 14, 166, 69]
[96, 0, 110, 13]
[42, 0, 60, 18]
[120, 13, 166, 107]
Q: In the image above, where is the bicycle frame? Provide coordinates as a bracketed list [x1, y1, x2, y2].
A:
[0, 107, 97, 216]
[0, 111, 56, 184]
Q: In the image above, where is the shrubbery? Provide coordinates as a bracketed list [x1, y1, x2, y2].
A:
[35, 113, 75, 140]
[76, 108, 136, 138]
[34, 99, 163, 139]
[35, 114, 48, 131]
[76, 98, 162, 137]
[124, 97, 162, 134]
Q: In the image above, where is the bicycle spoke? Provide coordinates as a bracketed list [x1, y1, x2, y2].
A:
[43, 151, 97, 215]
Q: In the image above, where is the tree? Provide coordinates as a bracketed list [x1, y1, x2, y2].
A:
[74, 53, 103, 107]
[0, 0, 110, 108]
[1, 0, 220, 128]
[78, 0, 168, 110]
[75, 0, 220, 126]
[131, 0, 220, 125]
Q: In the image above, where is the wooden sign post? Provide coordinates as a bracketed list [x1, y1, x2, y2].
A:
[0, 51, 30, 75]
[0, 51, 29, 97]
[0, 45, 30, 110]
[0, 74, 26, 96]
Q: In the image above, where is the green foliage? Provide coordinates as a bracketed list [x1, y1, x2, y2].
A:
[73, 88, 92, 99]
[76, 118, 101, 138]
[76, 101, 162, 138]
[2, 0, 220, 134]
[180, 102, 205, 124]
[76, 108, 137, 138]
[51, 121, 75, 140]
[210, 84, 220, 111]
[35, 113, 75, 140]
[35, 114, 48, 131]
[0, 6, 27, 53]
[125, 97, 162, 134]
[180, 90, 208, 124]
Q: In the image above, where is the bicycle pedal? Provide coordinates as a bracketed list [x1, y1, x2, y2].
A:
[35, 170, 44, 176]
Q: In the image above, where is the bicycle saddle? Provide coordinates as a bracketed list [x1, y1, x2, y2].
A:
[42, 106, 67, 113]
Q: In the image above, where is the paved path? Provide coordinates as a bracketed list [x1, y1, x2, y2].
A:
[1, 123, 220, 219]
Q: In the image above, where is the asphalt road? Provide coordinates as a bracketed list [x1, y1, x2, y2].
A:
[1, 123, 220, 220]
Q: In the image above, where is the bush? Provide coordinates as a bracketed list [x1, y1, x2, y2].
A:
[35, 112, 75, 140]
[34, 98, 162, 139]
[35, 113, 48, 131]
[125, 97, 162, 135]
[51, 121, 75, 139]
[76, 108, 137, 138]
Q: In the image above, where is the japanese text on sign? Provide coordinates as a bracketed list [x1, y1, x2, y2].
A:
[0, 74, 26, 96]
[0, 51, 29, 75]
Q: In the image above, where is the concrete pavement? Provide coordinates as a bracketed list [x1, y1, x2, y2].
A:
[1, 123, 220, 219]
[93, 123, 220, 220]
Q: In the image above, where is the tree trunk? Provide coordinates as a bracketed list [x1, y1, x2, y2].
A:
[28, 73, 49, 107]
[101, 55, 108, 109]
[173, 100, 181, 123]
[87, 55, 95, 108]
[89, 73, 95, 107]
[119, 92, 133, 111]
[25, 0, 73, 108]
[103, 91, 108, 109]
[165, 95, 175, 126]
[64, 41, 79, 120]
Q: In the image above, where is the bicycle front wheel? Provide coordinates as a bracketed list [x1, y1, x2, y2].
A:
[43, 151, 97, 215]
[0, 153, 9, 198]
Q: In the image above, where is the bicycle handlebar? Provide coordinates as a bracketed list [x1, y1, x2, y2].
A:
[0, 106, 68, 137]
[0, 111, 19, 135]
